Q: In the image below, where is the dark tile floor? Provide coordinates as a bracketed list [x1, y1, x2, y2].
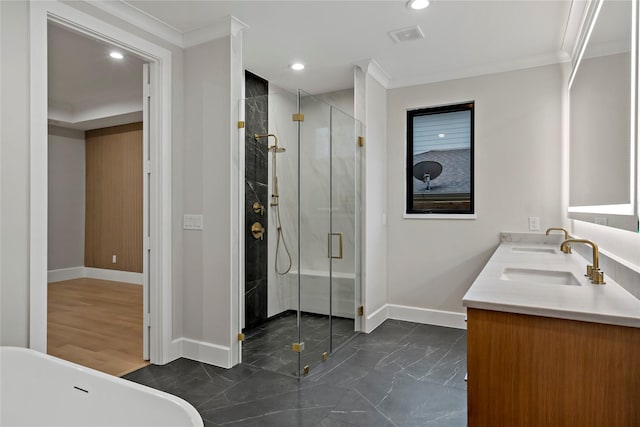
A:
[242, 311, 356, 377]
[123, 320, 467, 426]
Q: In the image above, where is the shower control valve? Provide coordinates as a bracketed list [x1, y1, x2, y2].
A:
[252, 202, 265, 215]
[251, 222, 265, 240]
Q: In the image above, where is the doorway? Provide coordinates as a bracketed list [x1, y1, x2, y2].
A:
[46, 23, 148, 375]
[30, 1, 174, 365]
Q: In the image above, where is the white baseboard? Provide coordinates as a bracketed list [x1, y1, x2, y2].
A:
[85, 267, 143, 285]
[48, 267, 143, 285]
[159, 339, 182, 365]
[364, 304, 389, 333]
[175, 338, 231, 369]
[387, 304, 467, 330]
[48, 266, 85, 283]
[364, 303, 467, 332]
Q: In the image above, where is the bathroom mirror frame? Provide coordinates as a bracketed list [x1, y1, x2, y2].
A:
[567, 0, 640, 232]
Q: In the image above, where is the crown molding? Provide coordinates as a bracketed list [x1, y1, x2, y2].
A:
[561, 0, 593, 58]
[89, 1, 183, 47]
[387, 51, 570, 90]
[561, 0, 589, 60]
[87, 2, 249, 48]
[564, 0, 600, 63]
[353, 58, 391, 89]
[183, 16, 249, 48]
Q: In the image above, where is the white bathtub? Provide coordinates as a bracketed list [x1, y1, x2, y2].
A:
[0, 347, 203, 427]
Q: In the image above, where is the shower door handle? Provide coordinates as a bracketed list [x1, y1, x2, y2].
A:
[328, 233, 343, 259]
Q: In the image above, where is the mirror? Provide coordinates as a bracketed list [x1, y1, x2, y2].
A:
[568, 0, 639, 231]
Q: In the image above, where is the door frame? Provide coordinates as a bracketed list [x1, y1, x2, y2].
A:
[29, 1, 174, 364]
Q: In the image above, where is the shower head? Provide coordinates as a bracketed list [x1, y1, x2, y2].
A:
[255, 134, 285, 153]
[269, 145, 286, 153]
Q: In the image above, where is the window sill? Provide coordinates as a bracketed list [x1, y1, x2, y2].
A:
[403, 213, 477, 220]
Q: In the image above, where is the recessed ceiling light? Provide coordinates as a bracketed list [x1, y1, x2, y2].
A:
[407, 0, 430, 10]
[290, 63, 305, 71]
[110, 51, 124, 60]
[438, 133, 445, 138]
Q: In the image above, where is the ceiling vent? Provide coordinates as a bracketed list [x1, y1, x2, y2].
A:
[388, 25, 425, 43]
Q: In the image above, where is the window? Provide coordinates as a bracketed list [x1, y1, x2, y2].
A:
[406, 102, 474, 215]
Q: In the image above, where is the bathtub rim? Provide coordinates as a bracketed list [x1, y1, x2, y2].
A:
[0, 346, 204, 427]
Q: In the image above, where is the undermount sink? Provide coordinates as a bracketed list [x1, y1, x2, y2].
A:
[500, 267, 581, 286]
[511, 247, 557, 254]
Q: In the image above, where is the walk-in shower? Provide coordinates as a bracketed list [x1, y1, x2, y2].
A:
[254, 133, 292, 275]
[240, 84, 362, 378]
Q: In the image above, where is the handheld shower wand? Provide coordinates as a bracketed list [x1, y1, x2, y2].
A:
[253, 134, 292, 275]
[255, 134, 285, 206]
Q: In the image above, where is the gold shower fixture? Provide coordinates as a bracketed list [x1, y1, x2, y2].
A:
[254, 134, 286, 153]
[253, 133, 292, 275]
[254, 133, 286, 207]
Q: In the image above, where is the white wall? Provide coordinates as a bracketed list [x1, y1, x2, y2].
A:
[386, 64, 564, 315]
[182, 37, 234, 353]
[355, 65, 388, 332]
[1, 0, 30, 346]
[48, 126, 85, 271]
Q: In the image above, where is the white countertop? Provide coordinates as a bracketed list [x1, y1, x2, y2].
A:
[462, 235, 640, 328]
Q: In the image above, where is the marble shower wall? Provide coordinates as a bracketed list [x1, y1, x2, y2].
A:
[298, 94, 358, 277]
[244, 72, 269, 330]
[260, 87, 360, 318]
[266, 89, 360, 318]
[267, 90, 299, 317]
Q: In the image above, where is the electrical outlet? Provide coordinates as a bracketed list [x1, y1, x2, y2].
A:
[528, 217, 540, 231]
[112, 254, 117, 264]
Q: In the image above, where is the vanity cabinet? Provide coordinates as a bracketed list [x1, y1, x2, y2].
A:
[466, 308, 640, 427]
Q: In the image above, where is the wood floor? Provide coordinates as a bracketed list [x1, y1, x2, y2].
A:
[48, 278, 149, 377]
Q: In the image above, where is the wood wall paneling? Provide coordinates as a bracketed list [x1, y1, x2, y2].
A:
[85, 123, 143, 273]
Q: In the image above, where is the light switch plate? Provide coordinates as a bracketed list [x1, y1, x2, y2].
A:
[183, 214, 203, 230]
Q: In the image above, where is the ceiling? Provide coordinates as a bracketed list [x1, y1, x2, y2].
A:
[123, 0, 574, 93]
[586, 0, 632, 57]
[48, 23, 146, 130]
[49, 1, 578, 129]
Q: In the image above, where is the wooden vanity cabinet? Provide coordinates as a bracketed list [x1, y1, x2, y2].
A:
[466, 308, 640, 427]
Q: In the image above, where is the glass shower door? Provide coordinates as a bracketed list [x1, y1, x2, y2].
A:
[329, 105, 361, 352]
[296, 92, 361, 377]
[297, 92, 332, 377]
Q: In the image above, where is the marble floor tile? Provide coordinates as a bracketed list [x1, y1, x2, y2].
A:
[242, 311, 355, 377]
[123, 320, 468, 426]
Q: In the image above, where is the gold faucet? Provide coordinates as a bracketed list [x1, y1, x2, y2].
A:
[560, 239, 605, 284]
[546, 227, 570, 253]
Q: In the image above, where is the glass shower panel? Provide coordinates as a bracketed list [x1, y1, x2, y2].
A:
[240, 89, 361, 379]
[266, 91, 300, 377]
[329, 105, 361, 351]
[297, 91, 332, 376]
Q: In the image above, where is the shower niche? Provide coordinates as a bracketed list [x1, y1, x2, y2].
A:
[240, 80, 362, 378]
